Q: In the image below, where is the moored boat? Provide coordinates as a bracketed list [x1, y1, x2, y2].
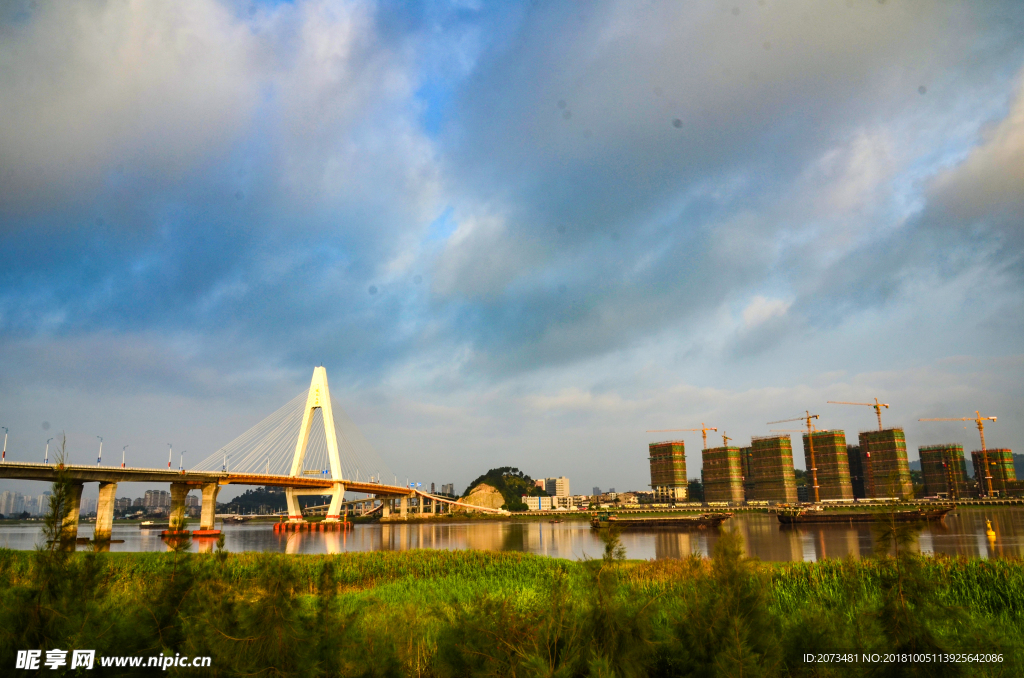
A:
[776, 505, 954, 525]
[590, 512, 731, 530]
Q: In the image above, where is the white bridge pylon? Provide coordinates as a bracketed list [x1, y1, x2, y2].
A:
[287, 367, 344, 522]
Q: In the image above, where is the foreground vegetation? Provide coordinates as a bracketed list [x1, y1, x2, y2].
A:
[1, 529, 1023, 677]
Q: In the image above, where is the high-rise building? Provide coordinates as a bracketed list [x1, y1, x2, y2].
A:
[115, 497, 134, 511]
[440, 483, 455, 496]
[971, 448, 1015, 497]
[702, 446, 744, 503]
[592, 487, 602, 496]
[801, 430, 854, 501]
[858, 428, 913, 499]
[544, 477, 570, 497]
[919, 444, 969, 498]
[0, 490, 25, 516]
[430, 483, 435, 494]
[649, 440, 687, 502]
[745, 435, 797, 503]
[846, 445, 865, 498]
[144, 489, 170, 509]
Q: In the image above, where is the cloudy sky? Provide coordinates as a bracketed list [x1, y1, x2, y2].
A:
[1, 0, 1022, 501]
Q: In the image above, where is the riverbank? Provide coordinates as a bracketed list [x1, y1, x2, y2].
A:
[1, 537, 1022, 676]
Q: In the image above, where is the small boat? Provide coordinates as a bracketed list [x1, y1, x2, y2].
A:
[548, 519, 563, 524]
[139, 521, 170, 530]
[776, 505, 954, 525]
[590, 512, 731, 530]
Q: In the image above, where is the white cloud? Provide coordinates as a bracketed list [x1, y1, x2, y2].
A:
[741, 295, 791, 329]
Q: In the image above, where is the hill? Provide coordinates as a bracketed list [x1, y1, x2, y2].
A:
[463, 467, 549, 511]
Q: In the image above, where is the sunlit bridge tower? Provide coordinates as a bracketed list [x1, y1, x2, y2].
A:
[286, 367, 346, 522]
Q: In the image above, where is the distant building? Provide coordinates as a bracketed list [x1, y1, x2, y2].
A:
[0, 491, 25, 516]
[115, 497, 133, 511]
[185, 494, 200, 508]
[430, 483, 435, 494]
[846, 445, 865, 498]
[441, 483, 455, 495]
[971, 448, 1015, 497]
[535, 479, 546, 489]
[521, 495, 555, 511]
[649, 440, 687, 502]
[702, 446, 744, 503]
[858, 428, 913, 499]
[144, 490, 170, 509]
[608, 487, 615, 493]
[544, 476, 570, 497]
[592, 486, 602, 495]
[919, 444, 968, 498]
[801, 430, 854, 501]
[745, 435, 797, 503]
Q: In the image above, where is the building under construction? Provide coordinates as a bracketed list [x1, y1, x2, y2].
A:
[740, 446, 756, 500]
[745, 435, 798, 503]
[702, 446, 745, 503]
[649, 440, 687, 502]
[846, 444, 866, 498]
[919, 444, 969, 499]
[971, 448, 1016, 497]
[858, 428, 913, 499]
[801, 430, 854, 500]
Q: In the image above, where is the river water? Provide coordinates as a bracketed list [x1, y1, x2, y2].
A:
[1, 508, 1022, 561]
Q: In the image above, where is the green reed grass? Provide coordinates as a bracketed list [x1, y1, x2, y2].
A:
[1, 544, 1023, 677]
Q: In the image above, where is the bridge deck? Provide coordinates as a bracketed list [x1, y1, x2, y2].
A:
[0, 462, 414, 496]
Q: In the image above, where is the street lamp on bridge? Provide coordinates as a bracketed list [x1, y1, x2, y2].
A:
[45, 438, 53, 464]
[167, 444, 173, 470]
[122, 445, 128, 469]
[1, 426, 7, 462]
[97, 436, 103, 466]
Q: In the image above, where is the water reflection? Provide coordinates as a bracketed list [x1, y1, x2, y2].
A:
[2, 508, 1024, 561]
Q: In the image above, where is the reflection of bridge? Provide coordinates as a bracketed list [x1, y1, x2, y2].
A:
[0, 367, 504, 543]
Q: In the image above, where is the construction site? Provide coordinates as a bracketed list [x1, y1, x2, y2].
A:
[647, 404, 1015, 506]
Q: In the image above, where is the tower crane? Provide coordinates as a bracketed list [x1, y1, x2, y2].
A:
[827, 398, 889, 431]
[768, 411, 820, 503]
[919, 411, 997, 498]
[646, 423, 718, 450]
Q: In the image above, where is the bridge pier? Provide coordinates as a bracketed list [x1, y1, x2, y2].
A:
[61, 482, 84, 543]
[200, 482, 220, 531]
[169, 482, 189, 530]
[381, 499, 390, 518]
[399, 495, 408, 517]
[94, 481, 117, 541]
[324, 482, 346, 522]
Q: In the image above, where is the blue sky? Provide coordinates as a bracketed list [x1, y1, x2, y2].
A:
[0, 0, 1022, 501]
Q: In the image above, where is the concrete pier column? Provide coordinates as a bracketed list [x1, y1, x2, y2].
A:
[169, 483, 189, 530]
[400, 495, 408, 517]
[61, 482, 85, 544]
[284, 487, 304, 522]
[94, 481, 117, 541]
[324, 483, 345, 522]
[200, 483, 220, 531]
[381, 499, 390, 518]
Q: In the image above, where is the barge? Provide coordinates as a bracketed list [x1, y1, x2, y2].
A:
[776, 505, 954, 525]
[591, 512, 731, 530]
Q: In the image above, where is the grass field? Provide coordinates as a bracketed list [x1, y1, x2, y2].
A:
[1, 531, 1022, 676]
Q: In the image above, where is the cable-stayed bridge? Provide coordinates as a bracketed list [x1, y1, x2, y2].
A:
[0, 367, 504, 543]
